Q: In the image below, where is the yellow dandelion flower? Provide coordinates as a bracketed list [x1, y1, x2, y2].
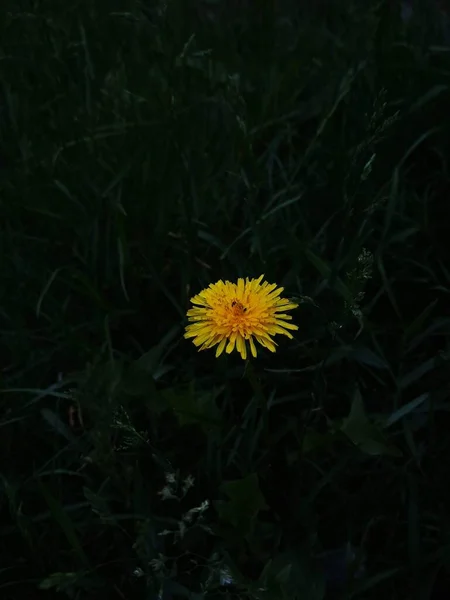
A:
[184, 275, 298, 360]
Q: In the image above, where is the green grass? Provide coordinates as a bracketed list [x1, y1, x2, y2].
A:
[1, 0, 450, 598]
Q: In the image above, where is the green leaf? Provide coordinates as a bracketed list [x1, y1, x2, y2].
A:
[409, 85, 449, 113]
[163, 579, 203, 600]
[38, 481, 89, 566]
[301, 430, 337, 454]
[348, 567, 400, 598]
[326, 345, 389, 370]
[304, 248, 353, 302]
[36, 267, 64, 317]
[41, 408, 77, 442]
[402, 299, 438, 344]
[122, 370, 166, 412]
[133, 325, 180, 377]
[83, 487, 115, 524]
[39, 571, 102, 593]
[163, 385, 223, 430]
[40, 572, 82, 591]
[258, 551, 325, 600]
[348, 345, 389, 370]
[219, 473, 268, 535]
[341, 388, 401, 457]
[398, 358, 437, 390]
[384, 393, 429, 428]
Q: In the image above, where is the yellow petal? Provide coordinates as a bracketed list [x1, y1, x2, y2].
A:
[216, 338, 227, 357]
[275, 301, 298, 311]
[237, 278, 245, 300]
[226, 332, 237, 354]
[236, 334, 247, 360]
[266, 324, 294, 338]
[274, 320, 298, 331]
[255, 334, 276, 352]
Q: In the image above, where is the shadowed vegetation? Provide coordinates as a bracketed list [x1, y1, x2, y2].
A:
[1, 0, 450, 598]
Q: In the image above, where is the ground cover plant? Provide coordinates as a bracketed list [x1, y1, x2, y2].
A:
[1, 0, 450, 598]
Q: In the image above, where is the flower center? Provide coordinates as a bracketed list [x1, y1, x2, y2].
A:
[230, 299, 247, 317]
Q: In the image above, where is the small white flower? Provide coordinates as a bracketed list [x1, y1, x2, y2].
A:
[183, 499, 210, 523]
[149, 556, 165, 572]
[158, 529, 172, 537]
[182, 474, 195, 495]
[165, 472, 177, 485]
[219, 567, 234, 586]
[158, 486, 176, 500]
[178, 520, 186, 539]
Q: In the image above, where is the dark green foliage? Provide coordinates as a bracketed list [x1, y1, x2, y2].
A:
[1, 0, 450, 598]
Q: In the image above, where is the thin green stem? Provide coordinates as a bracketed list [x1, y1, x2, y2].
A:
[244, 359, 268, 436]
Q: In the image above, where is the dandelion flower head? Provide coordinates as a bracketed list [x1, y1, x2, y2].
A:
[184, 275, 298, 359]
